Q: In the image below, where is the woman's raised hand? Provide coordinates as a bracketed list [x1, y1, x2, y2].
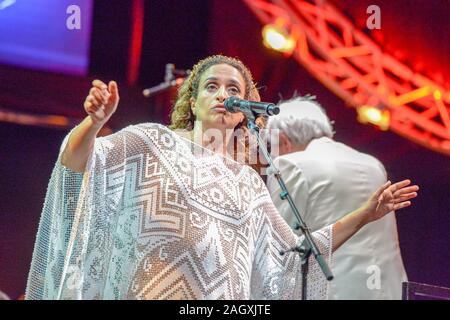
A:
[84, 79, 119, 126]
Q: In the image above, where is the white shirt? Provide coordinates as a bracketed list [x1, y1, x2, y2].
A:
[267, 137, 407, 299]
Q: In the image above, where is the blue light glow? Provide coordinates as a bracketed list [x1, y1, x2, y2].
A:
[0, 0, 93, 75]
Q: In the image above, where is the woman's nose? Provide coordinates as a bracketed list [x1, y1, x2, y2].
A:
[216, 86, 228, 101]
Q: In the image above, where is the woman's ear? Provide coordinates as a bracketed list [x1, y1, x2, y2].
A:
[190, 97, 196, 116]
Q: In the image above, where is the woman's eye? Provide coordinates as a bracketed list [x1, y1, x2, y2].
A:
[206, 84, 217, 91]
[228, 87, 240, 95]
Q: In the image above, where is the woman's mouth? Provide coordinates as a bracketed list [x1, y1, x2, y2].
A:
[212, 105, 227, 113]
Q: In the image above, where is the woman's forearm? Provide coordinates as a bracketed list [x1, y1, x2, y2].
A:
[331, 206, 370, 252]
[60, 116, 103, 172]
[331, 179, 418, 252]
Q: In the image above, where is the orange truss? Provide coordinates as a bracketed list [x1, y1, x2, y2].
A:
[244, 0, 450, 156]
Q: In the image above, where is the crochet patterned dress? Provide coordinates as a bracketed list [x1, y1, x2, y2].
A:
[26, 123, 332, 300]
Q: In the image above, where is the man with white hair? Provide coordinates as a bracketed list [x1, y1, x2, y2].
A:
[266, 96, 408, 299]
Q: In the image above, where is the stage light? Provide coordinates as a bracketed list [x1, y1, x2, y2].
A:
[262, 23, 295, 54]
[357, 105, 390, 130]
[433, 90, 442, 100]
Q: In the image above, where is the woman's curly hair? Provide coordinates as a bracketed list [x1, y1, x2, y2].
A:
[169, 55, 267, 173]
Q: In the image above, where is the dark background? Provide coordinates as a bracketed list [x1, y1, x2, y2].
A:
[0, 0, 448, 299]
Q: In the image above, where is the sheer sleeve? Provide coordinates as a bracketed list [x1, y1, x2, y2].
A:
[26, 131, 84, 299]
[26, 123, 198, 299]
[249, 187, 333, 300]
[25, 124, 133, 299]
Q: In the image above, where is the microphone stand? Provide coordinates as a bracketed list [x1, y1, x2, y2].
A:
[245, 112, 333, 300]
[142, 63, 190, 97]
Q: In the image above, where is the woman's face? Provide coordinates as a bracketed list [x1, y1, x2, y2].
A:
[190, 63, 246, 130]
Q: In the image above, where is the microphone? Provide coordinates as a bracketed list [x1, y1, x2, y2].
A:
[224, 96, 280, 116]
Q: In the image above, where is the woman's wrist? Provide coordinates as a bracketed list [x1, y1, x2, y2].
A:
[358, 203, 372, 226]
[86, 115, 106, 132]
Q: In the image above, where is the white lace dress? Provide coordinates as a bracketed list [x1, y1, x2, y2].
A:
[26, 123, 332, 300]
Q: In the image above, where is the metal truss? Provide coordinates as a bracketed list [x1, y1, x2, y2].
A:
[244, 0, 450, 156]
